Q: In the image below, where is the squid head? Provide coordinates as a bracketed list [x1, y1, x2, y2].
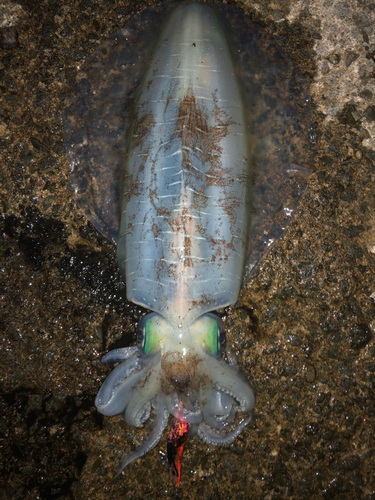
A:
[95, 312, 256, 474]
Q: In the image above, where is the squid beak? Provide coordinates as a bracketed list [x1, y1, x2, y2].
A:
[167, 417, 190, 487]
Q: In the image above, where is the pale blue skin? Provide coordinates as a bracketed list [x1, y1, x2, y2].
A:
[118, 3, 250, 326]
[65, 0, 314, 476]
[96, 2, 256, 471]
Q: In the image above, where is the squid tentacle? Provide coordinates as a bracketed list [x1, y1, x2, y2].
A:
[165, 394, 203, 424]
[124, 370, 161, 427]
[201, 389, 237, 429]
[200, 386, 229, 430]
[96, 344, 256, 471]
[198, 413, 253, 446]
[134, 401, 151, 426]
[212, 391, 233, 416]
[212, 392, 236, 424]
[101, 346, 140, 364]
[202, 388, 233, 417]
[205, 356, 256, 413]
[96, 359, 148, 416]
[116, 395, 169, 477]
[178, 392, 198, 412]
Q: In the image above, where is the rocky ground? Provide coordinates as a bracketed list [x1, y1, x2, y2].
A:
[0, 0, 374, 499]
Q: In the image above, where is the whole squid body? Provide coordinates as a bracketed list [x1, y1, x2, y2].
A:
[65, 0, 314, 480]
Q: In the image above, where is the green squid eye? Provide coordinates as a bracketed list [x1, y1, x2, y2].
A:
[203, 313, 226, 357]
[137, 313, 161, 354]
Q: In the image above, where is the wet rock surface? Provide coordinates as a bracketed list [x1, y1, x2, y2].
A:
[0, 0, 374, 499]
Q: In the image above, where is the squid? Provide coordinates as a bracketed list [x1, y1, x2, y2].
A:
[65, 0, 314, 483]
